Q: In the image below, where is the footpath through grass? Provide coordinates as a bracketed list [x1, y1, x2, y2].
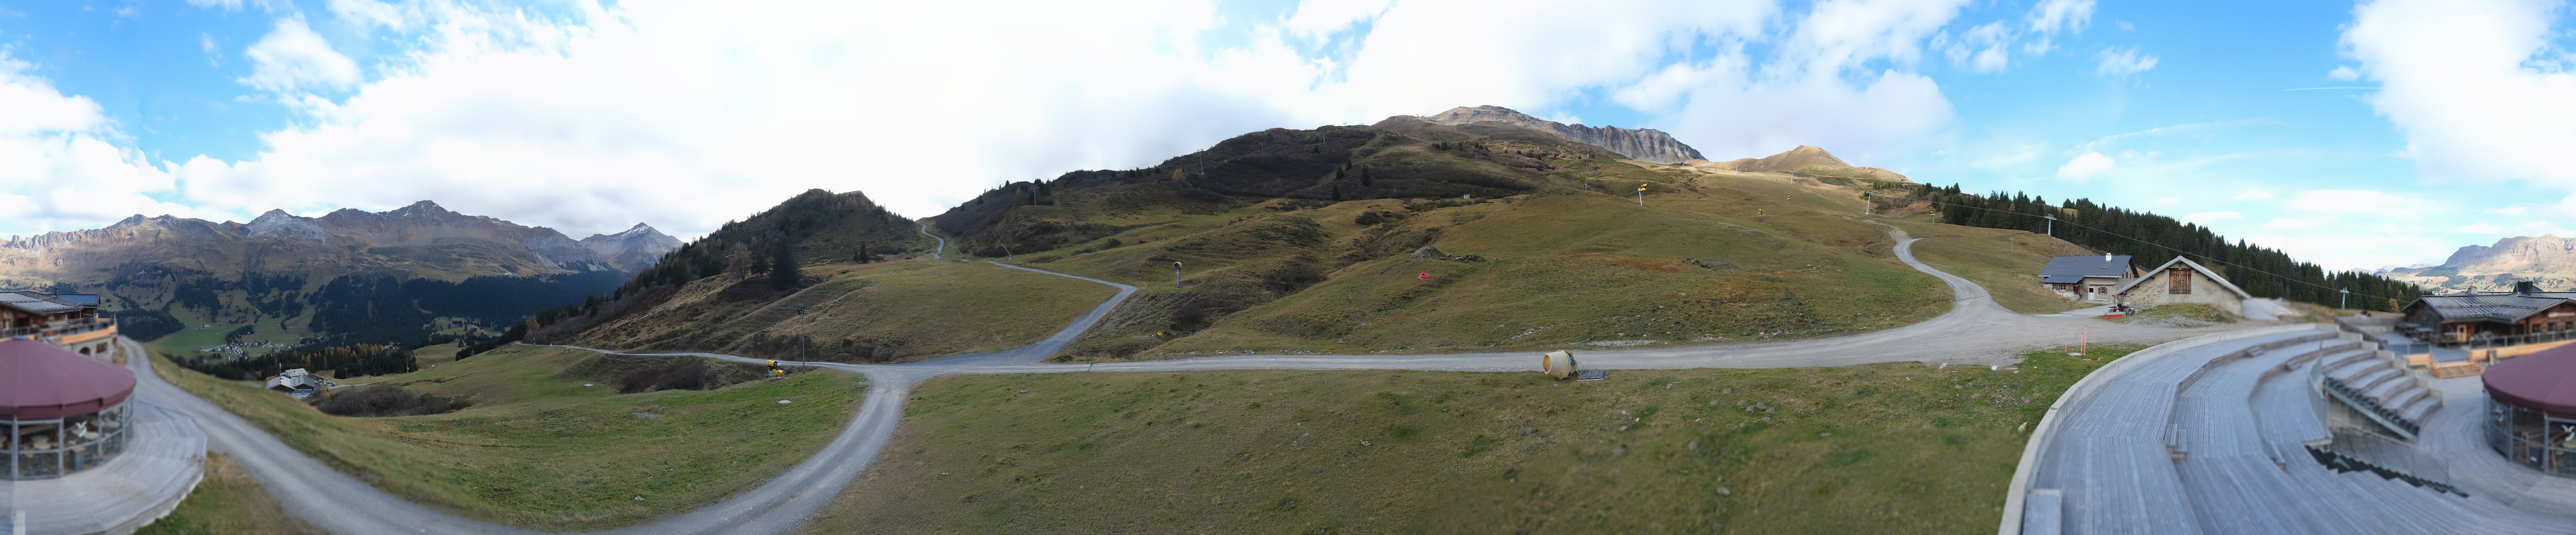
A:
[1884, 216, 2096, 315]
[149, 345, 867, 531]
[805, 344, 2142, 534]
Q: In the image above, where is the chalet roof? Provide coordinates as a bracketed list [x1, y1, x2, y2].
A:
[2111, 256, 2251, 299]
[0, 290, 92, 315]
[2408, 291, 2576, 324]
[2038, 255, 2132, 278]
[2040, 275, 2088, 284]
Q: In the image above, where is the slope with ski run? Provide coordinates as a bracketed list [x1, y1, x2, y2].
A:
[126, 222, 2227, 534]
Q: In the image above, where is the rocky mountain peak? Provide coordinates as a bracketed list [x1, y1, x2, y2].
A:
[578, 223, 682, 272]
[1408, 105, 1707, 164]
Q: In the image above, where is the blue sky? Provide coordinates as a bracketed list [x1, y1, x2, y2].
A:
[2, 0, 2572, 270]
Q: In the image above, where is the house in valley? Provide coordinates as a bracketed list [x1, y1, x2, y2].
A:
[2110, 256, 2251, 317]
[2037, 254, 2140, 303]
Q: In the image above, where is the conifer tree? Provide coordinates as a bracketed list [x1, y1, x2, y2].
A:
[770, 241, 800, 289]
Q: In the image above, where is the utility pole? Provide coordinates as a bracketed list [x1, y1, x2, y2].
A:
[1173, 261, 1183, 287]
[2340, 287, 2350, 310]
[1001, 243, 1014, 261]
[1864, 191, 1873, 215]
[2044, 214, 2057, 236]
[1637, 184, 1646, 207]
[796, 303, 809, 373]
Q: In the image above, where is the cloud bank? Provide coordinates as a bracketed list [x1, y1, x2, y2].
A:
[4, 0, 2109, 239]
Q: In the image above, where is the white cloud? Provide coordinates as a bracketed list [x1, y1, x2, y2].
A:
[2263, 217, 2326, 230]
[2027, 0, 2095, 34]
[2328, 66, 2358, 81]
[2094, 46, 2157, 76]
[7, 0, 2009, 239]
[0, 54, 197, 236]
[2285, 189, 2430, 214]
[2055, 152, 2114, 182]
[2456, 222, 2504, 232]
[2344, 0, 2576, 185]
[2184, 211, 2241, 224]
[240, 18, 361, 93]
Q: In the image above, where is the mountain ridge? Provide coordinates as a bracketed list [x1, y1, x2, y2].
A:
[2384, 234, 2576, 293]
[1410, 105, 1707, 164]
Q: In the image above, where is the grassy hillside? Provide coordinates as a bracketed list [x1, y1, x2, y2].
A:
[138, 453, 325, 535]
[968, 164, 1949, 359]
[1882, 217, 2097, 315]
[149, 345, 866, 530]
[802, 345, 2140, 534]
[571, 257, 1115, 362]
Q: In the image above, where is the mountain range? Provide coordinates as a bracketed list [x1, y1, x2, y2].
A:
[2382, 235, 2576, 293]
[1, 201, 677, 344]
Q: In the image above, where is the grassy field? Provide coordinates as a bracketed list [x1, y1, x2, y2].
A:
[148, 344, 867, 530]
[1882, 217, 2095, 315]
[1006, 171, 1953, 359]
[803, 344, 2142, 534]
[574, 257, 1115, 362]
[137, 453, 324, 535]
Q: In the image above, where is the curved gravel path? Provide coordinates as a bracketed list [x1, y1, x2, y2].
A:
[123, 223, 2237, 534]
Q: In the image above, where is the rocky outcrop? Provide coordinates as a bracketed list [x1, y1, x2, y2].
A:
[1414, 105, 1706, 164]
[579, 223, 683, 272]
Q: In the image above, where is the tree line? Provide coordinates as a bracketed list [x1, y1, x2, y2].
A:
[1907, 184, 2423, 311]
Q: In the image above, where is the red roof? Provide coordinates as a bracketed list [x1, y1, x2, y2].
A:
[0, 339, 136, 420]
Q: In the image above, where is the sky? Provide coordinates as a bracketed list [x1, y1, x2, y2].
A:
[1, 0, 2573, 271]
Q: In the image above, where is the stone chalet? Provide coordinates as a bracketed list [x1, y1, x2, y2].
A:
[0, 290, 117, 356]
[2110, 256, 2252, 318]
[2038, 254, 2141, 303]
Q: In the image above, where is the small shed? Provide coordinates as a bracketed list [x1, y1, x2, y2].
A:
[2110, 256, 2251, 317]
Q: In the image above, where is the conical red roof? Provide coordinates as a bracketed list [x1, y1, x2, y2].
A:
[0, 339, 137, 420]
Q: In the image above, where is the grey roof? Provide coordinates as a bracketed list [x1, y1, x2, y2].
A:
[2112, 256, 2252, 299]
[0, 290, 90, 315]
[2039, 255, 2133, 277]
[2041, 275, 2088, 284]
[2408, 291, 2576, 324]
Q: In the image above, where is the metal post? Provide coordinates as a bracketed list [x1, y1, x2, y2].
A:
[1637, 185, 1646, 207]
[796, 304, 808, 373]
[2045, 214, 2056, 236]
[1001, 244, 1013, 261]
[2341, 288, 2350, 310]
[1174, 261, 1183, 287]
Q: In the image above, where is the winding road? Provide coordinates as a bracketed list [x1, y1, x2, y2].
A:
[121, 224, 2240, 534]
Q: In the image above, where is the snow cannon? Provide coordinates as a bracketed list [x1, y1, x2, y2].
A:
[1541, 350, 1578, 380]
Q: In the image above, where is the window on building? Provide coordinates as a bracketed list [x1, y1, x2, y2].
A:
[2169, 268, 2193, 294]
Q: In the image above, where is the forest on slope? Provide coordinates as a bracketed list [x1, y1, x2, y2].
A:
[1904, 185, 2422, 311]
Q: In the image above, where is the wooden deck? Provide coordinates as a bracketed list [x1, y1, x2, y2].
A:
[2027, 327, 2576, 533]
[0, 399, 206, 535]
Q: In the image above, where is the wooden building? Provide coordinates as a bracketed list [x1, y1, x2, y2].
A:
[0, 290, 116, 356]
[2400, 282, 2576, 346]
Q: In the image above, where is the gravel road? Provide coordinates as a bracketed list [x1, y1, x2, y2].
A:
[122, 222, 2240, 534]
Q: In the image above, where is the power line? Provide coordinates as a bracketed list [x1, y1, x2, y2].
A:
[1886, 194, 2415, 303]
